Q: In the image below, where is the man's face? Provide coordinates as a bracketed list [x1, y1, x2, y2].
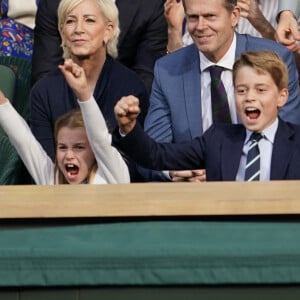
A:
[185, 0, 239, 62]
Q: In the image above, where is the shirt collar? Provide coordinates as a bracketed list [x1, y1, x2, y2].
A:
[199, 33, 237, 72]
[245, 118, 279, 144]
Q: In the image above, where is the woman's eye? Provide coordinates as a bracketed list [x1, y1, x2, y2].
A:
[85, 18, 95, 23]
[66, 19, 75, 24]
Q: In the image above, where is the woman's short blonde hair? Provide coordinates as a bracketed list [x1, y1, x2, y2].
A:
[58, 0, 120, 59]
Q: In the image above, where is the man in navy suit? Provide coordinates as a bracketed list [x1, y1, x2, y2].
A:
[113, 50, 300, 181]
[31, 0, 167, 94]
[143, 0, 300, 182]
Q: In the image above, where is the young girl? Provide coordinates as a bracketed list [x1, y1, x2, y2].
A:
[0, 59, 130, 184]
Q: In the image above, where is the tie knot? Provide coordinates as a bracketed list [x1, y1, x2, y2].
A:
[208, 65, 225, 78]
[250, 132, 263, 143]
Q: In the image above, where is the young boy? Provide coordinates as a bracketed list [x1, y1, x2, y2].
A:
[113, 50, 300, 181]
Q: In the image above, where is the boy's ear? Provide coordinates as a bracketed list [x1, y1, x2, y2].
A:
[277, 88, 289, 109]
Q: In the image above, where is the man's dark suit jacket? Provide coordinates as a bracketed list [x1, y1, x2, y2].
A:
[31, 0, 167, 94]
[114, 118, 300, 181]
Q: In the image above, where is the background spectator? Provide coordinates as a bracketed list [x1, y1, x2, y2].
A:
[0, 0, 39, 59]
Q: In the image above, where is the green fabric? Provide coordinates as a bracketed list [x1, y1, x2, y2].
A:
[0, 221, 299, 287]
[0, 134, 27, 184]
[0, 64, 16, 101]
[0, 56, 32, 184]
[0, 56, 31, 118]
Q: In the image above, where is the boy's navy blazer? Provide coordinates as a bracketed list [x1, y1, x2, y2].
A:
[114, 118, 300, 181]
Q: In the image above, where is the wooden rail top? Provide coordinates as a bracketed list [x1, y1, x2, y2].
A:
[0, 181, 300, 218]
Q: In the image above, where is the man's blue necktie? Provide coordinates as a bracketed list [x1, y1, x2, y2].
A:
[245, 132, 263, 181]
[208, 65, 232, 124]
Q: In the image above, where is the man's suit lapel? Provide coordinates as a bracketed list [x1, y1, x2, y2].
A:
[182, 45, 203, 137]
[271, 119, 295, 179]
[116, 0, 138, 45]
[235, 33, 247, 60]
[221, 126, 245, 181]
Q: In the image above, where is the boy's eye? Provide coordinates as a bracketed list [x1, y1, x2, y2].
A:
[58, 145, 67, 150]
[257, 88, 266, 93]
[236, 88, 246, 94]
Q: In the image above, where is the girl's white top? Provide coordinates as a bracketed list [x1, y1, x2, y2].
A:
[0, 97, 130, 184]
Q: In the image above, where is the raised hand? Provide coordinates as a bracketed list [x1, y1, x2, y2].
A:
[164, 0, 185, 52]
[275, 11, 300, 52]
[114, 96, 141, 134]
[58, 59, 91, 101]
[237, 0, 275, 40]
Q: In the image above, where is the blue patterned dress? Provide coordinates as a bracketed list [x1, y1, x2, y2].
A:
[0, 0, 39, 59]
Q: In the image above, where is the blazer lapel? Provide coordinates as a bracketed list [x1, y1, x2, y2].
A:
[235, 33, 247, 60]
[270, 119, 295, 179]
[221, 126, 246, 180]
[183, 45, 203, 137]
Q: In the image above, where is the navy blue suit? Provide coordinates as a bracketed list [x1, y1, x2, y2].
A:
[114, 118, 300, 181]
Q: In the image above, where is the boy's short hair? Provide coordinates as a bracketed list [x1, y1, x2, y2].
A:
[232, 50, 288, 90]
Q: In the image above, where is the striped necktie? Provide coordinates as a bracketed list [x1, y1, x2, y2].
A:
[244, 132, 263, 181]
[208, 65, 232, 124]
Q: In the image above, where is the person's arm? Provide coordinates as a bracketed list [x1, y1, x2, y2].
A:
[237, 0, 275, 40]
[275, 0, 300, 51]
[114, 95, 205, 171]
[164, 0, 185, 53]
[59, 60, 130, 184]
[0, 91, 54, 184]
[31, 0, 63, 85]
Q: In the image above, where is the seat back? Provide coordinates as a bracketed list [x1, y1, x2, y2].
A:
[0, 135, 31, 184]
[0, 64, 16, 101]
[0, 56, 31, 118]
[0, 56, 33, 184]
